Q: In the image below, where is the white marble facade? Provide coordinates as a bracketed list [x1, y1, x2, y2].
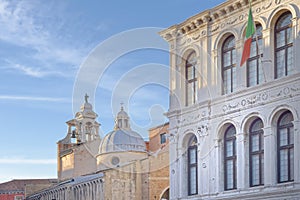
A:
[160, 0, 300, 199]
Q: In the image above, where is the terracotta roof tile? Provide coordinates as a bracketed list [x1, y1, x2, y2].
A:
[0, 179, 57, 192]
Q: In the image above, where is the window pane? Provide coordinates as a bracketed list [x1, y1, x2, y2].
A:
[189, 166, 197, 194]
[187, 83, 193, 106]
[279, 128, 288, 146]
[226, 126, 236, 138]
[276, 50, 285, 78]
[276, 13, 292, 28]
[223, 69, 231, 94]
[289, 127, 294, 144]
[232, 67, 237, 92]
[287, 47, 293, 75]
[185, 52, 197, 106]
[258, 61, 264, 84]
[279, 112, 293, 125]
[279, 149, 288, 182]
[226, 140, 233, 157]
[251, 119, 263, 132]
[222, 35, 235, 95]
[287, 27, 293, 44]
[189, 148, 197, 164]
[275, 12, 293, 79]
[226, 160, 234, 189]
[248, 60, 257, 87]
[290, 148, 294, 180]
[232, 49, 236, 64]
[251, 134, 259, 152]
[223, 51, 231, 67]
[261, 154, 264, 184]
[276, 31, 285, 48]
[160, 133, 166, 144]
[260, 133, 264, 150]
[251, 154, 260, 185]
[187, 66, 194, 80]
[250, 40, 257, 57]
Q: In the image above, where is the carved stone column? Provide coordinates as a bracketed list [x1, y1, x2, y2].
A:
[262, 28, 273, 82]
[236, 132, 246, 189]
[263, 126, 276, 186]
[292, 120, 300, 183]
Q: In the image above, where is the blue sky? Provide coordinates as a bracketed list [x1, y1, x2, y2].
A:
[0, 0, 224, 183]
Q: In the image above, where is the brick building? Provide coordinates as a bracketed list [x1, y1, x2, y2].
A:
[0, 179, 56, 200]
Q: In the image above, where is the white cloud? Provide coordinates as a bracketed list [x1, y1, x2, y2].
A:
[0, 158, 56, 164]
[10, 63, 66, 78]
[0, 95, 69, 102]
[0, 0, 96, 77]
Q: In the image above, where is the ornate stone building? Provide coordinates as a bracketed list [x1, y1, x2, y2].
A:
[159, 0, 300, 199]
[26, 97, 169, 200]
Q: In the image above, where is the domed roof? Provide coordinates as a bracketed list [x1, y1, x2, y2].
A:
[98, 105, 146, 154]
[99, 129, 146, 154]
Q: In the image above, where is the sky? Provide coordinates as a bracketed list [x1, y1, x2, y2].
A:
[0, 0, 225, 183]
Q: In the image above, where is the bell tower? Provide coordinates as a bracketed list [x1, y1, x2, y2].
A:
[57, 94, 101, 181]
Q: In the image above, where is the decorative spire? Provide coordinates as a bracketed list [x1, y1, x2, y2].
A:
[85, 93, 89, 103]
[114, 103, 130, 130]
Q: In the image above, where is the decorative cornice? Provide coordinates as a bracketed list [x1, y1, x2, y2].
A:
[159, 0, 280, 42]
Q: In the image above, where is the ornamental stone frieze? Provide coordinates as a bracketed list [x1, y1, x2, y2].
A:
[160, 0, 295, 43]
[177, 108, 209, 127]
[222, 81, 300, 114]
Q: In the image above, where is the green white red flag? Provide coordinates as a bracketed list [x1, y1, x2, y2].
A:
[240, 5, 256, 66]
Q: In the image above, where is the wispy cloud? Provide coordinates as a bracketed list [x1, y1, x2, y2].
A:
[0, 158, 56, 164]
[0, 0, 98, 77]
[0, 95, 69, 102]
[9, 63, 66, 78]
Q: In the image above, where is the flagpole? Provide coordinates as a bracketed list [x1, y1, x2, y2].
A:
[250, 0, 267, 83]
[254, 29, 267, 83]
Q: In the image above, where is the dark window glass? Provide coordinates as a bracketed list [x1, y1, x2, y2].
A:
[275, 12, 293, 79]
[249, 119, 264, 186]
[186, 52, 197, 106]
[224, 125, 237, 190]
[247, 24, 264, 87]
[277, 111, 294, 183]
[188, 135, 198, 195]
[222, 36, 236, 94]
[160, 133, 166, 144]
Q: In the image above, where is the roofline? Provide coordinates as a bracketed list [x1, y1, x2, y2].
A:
[148, 122, 169, 131]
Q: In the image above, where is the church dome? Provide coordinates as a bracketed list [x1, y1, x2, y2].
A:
[99, 129, 146, 154]
[98, 105, 146, 154]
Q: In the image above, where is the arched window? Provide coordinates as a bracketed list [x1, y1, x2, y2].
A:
[247, 24, 264, 87]
[275, 12, 293, 79]
[188, 135, 198, 195]
[186, 52, 197, 106]
[222, 35, 236, 94]
[224, 125, 237, 190]
[277, 111, 294, 183]
[249, 118, 264, 187]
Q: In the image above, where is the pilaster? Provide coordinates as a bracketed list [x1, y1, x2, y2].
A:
[262, 28, 273, 82]
[263, 126, 276, 186]
[292, 120, 300, 183]
[236, 132, 246, 189]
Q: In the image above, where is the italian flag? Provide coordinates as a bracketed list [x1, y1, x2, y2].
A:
[240, 6, 256, 66]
